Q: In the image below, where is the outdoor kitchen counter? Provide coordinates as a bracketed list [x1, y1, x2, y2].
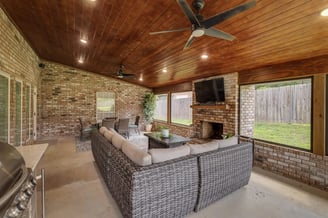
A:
[16, 143, 48, 171]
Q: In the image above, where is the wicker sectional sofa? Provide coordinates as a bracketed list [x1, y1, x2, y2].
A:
[91, 130, 253, 218]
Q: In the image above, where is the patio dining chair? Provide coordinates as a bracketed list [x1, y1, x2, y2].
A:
[78, 117, 94, 140]
[117, 118, 130, 138]
[128, 115, 140, 135]
[102, 117, 116, 129]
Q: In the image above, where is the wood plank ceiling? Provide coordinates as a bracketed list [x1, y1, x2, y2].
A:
[1, 0, 328, 88]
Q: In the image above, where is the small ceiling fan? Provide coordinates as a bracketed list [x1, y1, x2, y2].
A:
[149, 0, 256, 50]
[110, 64, 136, 79]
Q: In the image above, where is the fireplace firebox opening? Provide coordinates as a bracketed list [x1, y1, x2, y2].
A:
[201, 121, 223, 139]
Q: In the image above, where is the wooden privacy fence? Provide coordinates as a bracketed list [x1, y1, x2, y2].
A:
[154, 98, 192, 121]
[255, 84, 311, 124]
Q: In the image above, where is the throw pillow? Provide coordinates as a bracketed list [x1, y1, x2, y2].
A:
[112, 133, 126, 149]
[103, 130, 114, 143]
[218, 136, 238, 148]
[122, 141, 152, 166]
[188, 141, 219, 154]
[148, 145, 190, 163]
[99, 126, 108, 135]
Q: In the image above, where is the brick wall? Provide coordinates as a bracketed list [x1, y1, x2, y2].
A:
[40, 61, 150, 136]
[152, 122, 194, 137]
[0, 8, 41, 145]
[254, 140, 328, 191]
[239, 84, 255, 137]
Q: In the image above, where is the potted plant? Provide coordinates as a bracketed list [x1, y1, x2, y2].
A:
[157, 125, 170, 138]
[142, 92, 156, 132]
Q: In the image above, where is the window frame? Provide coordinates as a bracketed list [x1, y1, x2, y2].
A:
[154, 93, 169, 122]
[26, 83, 31, 141]
[96, 92, 116, 122]
[238, 77, 313, 152]
[170, 91, 193, 126]
[15, 79, 23, 146]
[0, 71, 10, 143]
[326, 75, 328, 156]
[154, 91, 193, 127]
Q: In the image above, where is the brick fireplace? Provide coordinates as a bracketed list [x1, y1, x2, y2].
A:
[192, 73, 238, 138]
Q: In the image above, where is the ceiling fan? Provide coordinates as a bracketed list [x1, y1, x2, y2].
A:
[149, 0, 256, 50]
[110, 64, 136, 79]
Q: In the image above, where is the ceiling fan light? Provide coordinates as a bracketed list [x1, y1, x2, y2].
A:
[321, 8, 328, 16]
[192, 29, 205, 37]
[201, 54, 208, 59]
[80, 39, 87, 44]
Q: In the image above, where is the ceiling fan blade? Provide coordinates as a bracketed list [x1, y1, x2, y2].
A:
[202, 0, 256, 29]
[121, 73, 136, 77]
[204, 28, 236, 41]
[149, 27, 190, 35]
[183, 35, 195, 50]
[176, 0, 201, 26]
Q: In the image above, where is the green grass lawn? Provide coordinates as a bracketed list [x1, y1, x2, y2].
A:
[171, 119, 192, 126]
[254, 122, 311, 150]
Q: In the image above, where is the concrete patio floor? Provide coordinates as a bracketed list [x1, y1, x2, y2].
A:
[36, 136, 328, 218]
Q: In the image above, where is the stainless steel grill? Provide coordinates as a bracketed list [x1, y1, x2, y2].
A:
[0, 142, 37, 218]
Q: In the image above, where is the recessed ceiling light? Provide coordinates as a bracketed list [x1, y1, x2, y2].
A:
[78, 58, 84, 64]
[139, 73, 143, 81]
[321, 8, 328, 16]
[201, 54, 208, 59]
[80, 39, 87, 44]
[162, 68, 167, 73]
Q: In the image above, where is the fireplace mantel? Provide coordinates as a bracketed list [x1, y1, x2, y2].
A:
[190, 104, 229, 110]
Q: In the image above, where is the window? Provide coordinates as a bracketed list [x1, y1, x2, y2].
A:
[15, 80, 22, 146]
[0, 72, 10, 143]
[26, 84, 31, 141]
[171, 91, 192, 125]
[96, 92, 115, 122]
[154, 94, 168, 121]
[240, 78, 312, 150]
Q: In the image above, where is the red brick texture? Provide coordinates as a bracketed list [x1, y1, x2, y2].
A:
[0, 8, 41, 145]
[254, 140, 328, 191]
[39, 61, 150, 136]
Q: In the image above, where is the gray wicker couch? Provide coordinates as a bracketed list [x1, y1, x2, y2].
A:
[194, 142, 253, 211]
[91, 130, 253, 217]
[91, 130, 199, 218]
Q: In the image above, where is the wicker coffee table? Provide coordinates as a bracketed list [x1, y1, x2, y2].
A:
[144, 132, 190, 148]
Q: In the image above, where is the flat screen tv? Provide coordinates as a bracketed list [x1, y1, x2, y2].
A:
[194, 78, 225, 103]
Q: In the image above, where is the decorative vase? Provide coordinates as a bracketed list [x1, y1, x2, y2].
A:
[145, 124, 152, 132]
[161, 129, 169, 138]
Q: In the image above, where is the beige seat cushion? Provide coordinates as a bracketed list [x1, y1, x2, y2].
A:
[218, 136, 238, 148]
[188, 141, 219, 154]
[148, 145, 190, 163]
[128, 135, 149, 152]
[112, 133, 126, 149]
[103, 130, 115, 143]
[122, 141, 152, 166]
[109, 128, 117, 134]
[99, 126, 108, 135]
